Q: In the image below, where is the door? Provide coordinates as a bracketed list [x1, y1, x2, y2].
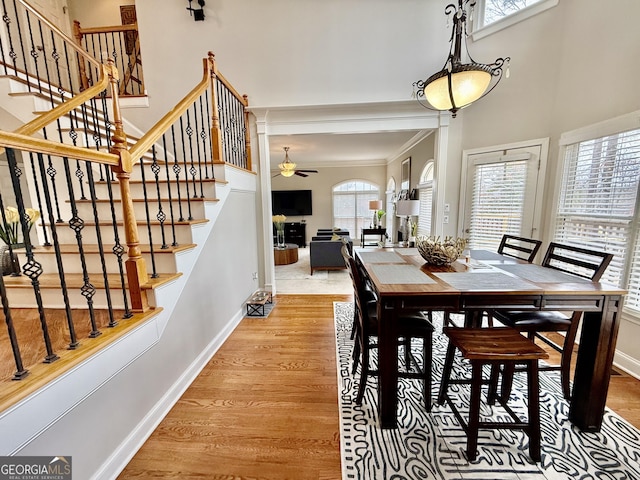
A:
[460, 143, 546, 251]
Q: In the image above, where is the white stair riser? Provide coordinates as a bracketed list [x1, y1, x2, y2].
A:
[91, 180, 216, 200]
[6, 285, 132, 310]
[45, 222, 196, 246]
[17, 250, 180, 276]
[71, 198, 206, 222]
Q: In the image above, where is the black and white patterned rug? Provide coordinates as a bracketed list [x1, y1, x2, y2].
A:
[333, 302, 640, 480]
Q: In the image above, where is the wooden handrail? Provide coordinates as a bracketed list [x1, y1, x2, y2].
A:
[13, 65, 110, 138]
[17, 0, 100, 68]
[129, 57, 211, 161]
[0, 131, 119, 165]
[77, 23, 138, 35]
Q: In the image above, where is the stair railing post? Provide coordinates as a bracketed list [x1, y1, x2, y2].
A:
[208, 52, 224, 164]
[107, 58, 149, 312]
[243, 94, 252, 171]
[73, 20, 90, 91]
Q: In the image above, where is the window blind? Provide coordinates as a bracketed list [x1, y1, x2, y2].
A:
[469, 159, 527, 251]
[555, 128, 640, 311]
[418, 184, 432, 236]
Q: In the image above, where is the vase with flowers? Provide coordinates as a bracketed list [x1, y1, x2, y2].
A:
[0, 206, 40, 276]
[272, 214, 287, 249]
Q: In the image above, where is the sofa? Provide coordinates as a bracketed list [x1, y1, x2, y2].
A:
[309, 233, 352, 275]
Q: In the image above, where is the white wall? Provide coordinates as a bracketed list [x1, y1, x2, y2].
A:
[69, 0, 135, 27]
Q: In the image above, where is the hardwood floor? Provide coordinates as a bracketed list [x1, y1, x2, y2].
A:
[118, 294, 349, 480]
[118, 294, 640, 479]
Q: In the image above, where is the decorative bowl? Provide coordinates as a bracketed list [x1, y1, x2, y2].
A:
[415, 236, 467, 265]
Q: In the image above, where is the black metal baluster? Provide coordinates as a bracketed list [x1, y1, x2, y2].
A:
[11, 0, 29, 91]
[184, 109, 197, 199]
[35, 19, 53, 106]
[150, 146, 168, 249]
[27, 152, 50, 246]
[170, 125, 185, 222]
[49, 31, 65, 102]
[103, 172, 131, 321]
[62, 42, 76, 95]
[89, 95, 106, 182]
[24, 11, 43, 93]
[0, 273, 28, 379]
[10, 149, 59, 361]
[237, 98, 246, 168]
[42, 147, 64, 223]
[198, 94, 210, 180]
[204, 89, 215, 180]
[161, 133, 178, 246]
[139, 158, 158, 278]
[85, 162, 115, 328]
[179, 115, 193, 220]
[0, 0, 15, 76]
[192, 102, 205, 198]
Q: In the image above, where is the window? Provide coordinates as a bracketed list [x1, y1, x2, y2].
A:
[333, 180, 380, 238]
[473, 0, 558, 39]
[555, 127, 640, 313]
[417, 162, 434, 236]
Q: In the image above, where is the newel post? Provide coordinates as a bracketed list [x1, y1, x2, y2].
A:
[73, 20, 90, 91]
[243, 94, 252, 171]
[208, 52, 224, 164]
[107, 59, 149, 312]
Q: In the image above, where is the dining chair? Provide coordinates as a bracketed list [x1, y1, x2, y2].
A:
[497, 234, 543, 262]
[437, 327, 548, 462]
[492, 242, 614, 400]
[444, 234, 543, 328]
[344, 253, 434, 411]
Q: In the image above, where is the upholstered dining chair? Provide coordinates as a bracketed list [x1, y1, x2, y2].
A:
[493, 242, 614, 400]
[343, 253, 434, 411]
[444, 234, 543, 328]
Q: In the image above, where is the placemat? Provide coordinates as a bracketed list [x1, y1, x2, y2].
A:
[469, 249, 509, 261]
[370, 264, 435, 284]
[434, 271, 540, 291]
[358, 251, 405, 264]
[494, 263, 591, 283]
[395, 247, 419, 256]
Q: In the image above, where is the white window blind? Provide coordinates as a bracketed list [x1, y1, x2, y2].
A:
[418, 186, 432, 236]
[469, 159, 528, 251]
[555, 128, 640, 311]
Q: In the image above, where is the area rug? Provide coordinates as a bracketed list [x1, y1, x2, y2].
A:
[333, 302, 640, 480]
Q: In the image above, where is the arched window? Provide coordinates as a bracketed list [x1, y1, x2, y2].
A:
[333, 180, 380, 238]
[417, 162, 434, 236]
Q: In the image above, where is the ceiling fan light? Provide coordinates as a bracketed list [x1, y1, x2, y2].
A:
[424, 68, 492, 111]
[279, 161, 297, 171]
[281, 169, 295, 177]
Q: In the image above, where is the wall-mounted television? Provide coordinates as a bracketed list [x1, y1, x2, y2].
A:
[272, 189, 312, 216]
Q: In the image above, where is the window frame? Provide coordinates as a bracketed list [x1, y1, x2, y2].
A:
[552, 110, 640, 324]
[472, 0, 559, 40]
[332, 179, 381, 239]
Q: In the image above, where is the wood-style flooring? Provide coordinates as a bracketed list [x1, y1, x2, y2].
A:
[118, 294, 640, 479]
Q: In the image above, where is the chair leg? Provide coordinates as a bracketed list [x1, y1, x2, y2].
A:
[487, 363, 500, 405]
[403, 337, 412, 368]
[423, 335, 432, 412]
[438, 341, 456, 405]
[466, 361, 483, 461]
[500, 363, 515, 403]
[526, 359, 542, 462]
[351, 335, 361, 375]
[355, 343, 369, 405]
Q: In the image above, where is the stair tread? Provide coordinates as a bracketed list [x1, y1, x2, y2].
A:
[72, 197, 220, 203]
[53, 218, 209, 227]
[2, 272, 181, 290]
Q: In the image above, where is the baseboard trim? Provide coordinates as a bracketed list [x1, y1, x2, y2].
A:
[93, 308, 244, 480]
[614, 350, 640, 381]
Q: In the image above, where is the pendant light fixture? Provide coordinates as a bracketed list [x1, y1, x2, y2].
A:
[413, 0, 510, 117]
[279, 147, 297, 177]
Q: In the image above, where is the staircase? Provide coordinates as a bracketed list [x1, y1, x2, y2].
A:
[0, 3, 260, 478]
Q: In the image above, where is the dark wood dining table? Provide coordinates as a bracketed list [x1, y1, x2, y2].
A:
[354, 247, 626, 431]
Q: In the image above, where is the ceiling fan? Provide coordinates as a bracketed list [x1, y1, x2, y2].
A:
[273, 146, 318, 178]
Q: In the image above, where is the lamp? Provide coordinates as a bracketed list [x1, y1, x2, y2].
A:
[413, 0, 510, 117]
[396, 200, 419, 247]
[279, 147, 297, 176]
[369, 200, 382, 228]
[186, 0, 205, 21]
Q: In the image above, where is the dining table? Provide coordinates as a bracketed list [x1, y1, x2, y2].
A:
[354, 247, 627, 431]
